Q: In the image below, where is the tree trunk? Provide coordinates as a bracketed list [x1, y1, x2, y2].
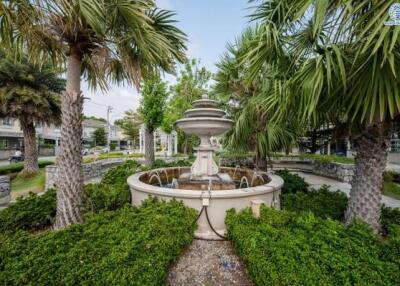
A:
[54, 51, 84, 229]
[20, 119, 39, 175]
[345, 122, 390, 233]
[144, 128, 154, 166]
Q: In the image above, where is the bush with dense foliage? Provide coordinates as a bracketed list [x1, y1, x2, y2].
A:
[82, 160, 142, 213]
[0, 189, 56, 233]
[0, 160, 53, 175]
[0, 199, 197, 285]
[151, 158, 192, 169]
[381, 206, 400, 236]
[226, 206, 400, 286]
[83, 183, 131, 213]
[282, 186, 348, 220]
[274, 169, 309, 195]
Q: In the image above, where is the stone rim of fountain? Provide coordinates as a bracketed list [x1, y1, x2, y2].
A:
[128, 167, 284, 198]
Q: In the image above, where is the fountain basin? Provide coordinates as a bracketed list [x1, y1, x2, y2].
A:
[128, 167, 283, 240]
[175, 117, 234, 137]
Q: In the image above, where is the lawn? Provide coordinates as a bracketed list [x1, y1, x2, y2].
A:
[383, 181, 400, 200]
[11, 169, 45, 198]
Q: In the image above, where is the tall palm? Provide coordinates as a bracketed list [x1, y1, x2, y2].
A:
[0, 55, 63, 175]
[214, 27, 301, 168]
[0, 0, 186, 228]
[244, 0, 400, 232]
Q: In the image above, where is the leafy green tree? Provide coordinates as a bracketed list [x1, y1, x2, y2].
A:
[0, 0, 186, 228]
[163, 59, 212, 153]
[242, 0, 400, 232]
[0, 54, 64, 175]
[139, 76, 168, 165]
[114, 110, 142, 148]
[92, 127, 107, 147]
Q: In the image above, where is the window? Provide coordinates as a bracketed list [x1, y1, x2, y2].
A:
[0, 139, 7, 150]
[2, 118, 12, 126]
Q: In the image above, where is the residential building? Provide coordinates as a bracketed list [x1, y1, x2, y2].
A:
[0, 118, 129, 159]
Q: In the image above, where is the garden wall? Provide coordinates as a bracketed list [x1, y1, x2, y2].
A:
[0, 175, 10, 206]
[220, 156, 355, 183]
[45, 156, 188, 190]
[45, 158, 130, 190]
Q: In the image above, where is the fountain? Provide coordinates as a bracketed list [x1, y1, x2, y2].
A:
[128, 94, 283, 239]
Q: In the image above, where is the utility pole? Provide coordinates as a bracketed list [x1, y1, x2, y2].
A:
[106, 106, 113, 152]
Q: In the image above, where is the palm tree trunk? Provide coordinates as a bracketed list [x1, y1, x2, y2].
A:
[19, 119, 39, 175]
[54, 50, 84, 229]
[144, 128, 154, 165]
[345, 122, 390, 233]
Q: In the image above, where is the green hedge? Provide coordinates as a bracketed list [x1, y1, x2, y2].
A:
[0, 189, 56, 233]
[282, 186, 348, 220]
[226, 206, 400, 286]
[0, 160, 143, 233]
[151, 158, 192, 169]
[0, 199, 197, 286]
[274, 169, 309, 195]
[0, 160, 54, 175]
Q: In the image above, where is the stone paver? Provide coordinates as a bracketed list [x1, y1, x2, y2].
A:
[292, 171, 400, 209]
[167, 239, 253, 286]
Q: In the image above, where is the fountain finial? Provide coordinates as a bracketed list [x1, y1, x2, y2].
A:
[202, 93, 208, 99]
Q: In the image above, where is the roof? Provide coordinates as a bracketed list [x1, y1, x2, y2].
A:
[82, 119, 107, 128]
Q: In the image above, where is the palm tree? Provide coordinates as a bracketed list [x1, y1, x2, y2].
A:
[243, 0, 400, 232]
[0, 0, 186, 228]
[0, 55, 63, 175]
[214, 27, 301, 169]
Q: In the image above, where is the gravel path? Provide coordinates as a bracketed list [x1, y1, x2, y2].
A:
[167, 239, 253, 286]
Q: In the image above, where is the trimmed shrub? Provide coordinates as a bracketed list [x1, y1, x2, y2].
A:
[274, 169, 309, 194]
[83, 183, 131, 213]
[101, 160, 141, 188]
[282, 186, 348, 220]
[382, 206, 400, 236]
[0, 160, 53, 175]
[226, 206, 400, 286]
[151, 158, 192, 169]
[0, 189, 56, 233]
[83, 160, 142, 213]
[0, 199, 197, 286]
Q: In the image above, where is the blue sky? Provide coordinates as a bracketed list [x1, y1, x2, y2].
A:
[82, 0, 250, 122]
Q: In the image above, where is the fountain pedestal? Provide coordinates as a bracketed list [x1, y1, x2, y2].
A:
[191, 146, 218, 177]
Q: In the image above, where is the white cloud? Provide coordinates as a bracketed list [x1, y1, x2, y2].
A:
[82, 83, 141, 121]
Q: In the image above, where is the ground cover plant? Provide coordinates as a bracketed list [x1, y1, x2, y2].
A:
[0, 189, 56, 234]
[226, 206, 400, 286]
[276, 169, 400, 234]
[274, 169, 309, 195]
[281, 186, 348, 221]
[0, 199, 197, 286]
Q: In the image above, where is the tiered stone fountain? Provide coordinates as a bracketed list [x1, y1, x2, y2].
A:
[175, 96, 236, 190]
[128, 95, 283, 239]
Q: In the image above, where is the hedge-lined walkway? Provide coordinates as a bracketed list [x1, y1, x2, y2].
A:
[293, 171, 400, 208]
[168, 239, 253, 286]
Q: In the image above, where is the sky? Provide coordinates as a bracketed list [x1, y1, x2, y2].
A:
[82, 0, 250, 123]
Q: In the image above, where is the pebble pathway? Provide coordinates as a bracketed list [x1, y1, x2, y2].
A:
[167, 239, 253, 286]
